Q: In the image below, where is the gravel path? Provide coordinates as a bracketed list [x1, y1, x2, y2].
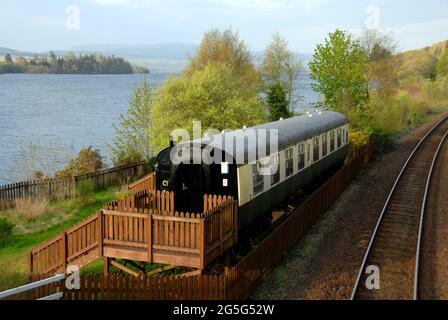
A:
[251, 111, 448, 300]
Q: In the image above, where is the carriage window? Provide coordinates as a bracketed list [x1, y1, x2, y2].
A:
[330, 131, 335, 152]
[337, 129, 342, 148]
[313, 138, 320, 162]
[307, 143, 311, 164]
[322, 134, 328, 157]
[285, 148, 294, 178]
[298, 144, 305, 171]
[252, 162, 264, 196]
[270, 154, 280, 186]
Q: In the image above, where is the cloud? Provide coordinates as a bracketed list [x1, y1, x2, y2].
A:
[92, 0, 131, 6]
[391, 18, 448, 35]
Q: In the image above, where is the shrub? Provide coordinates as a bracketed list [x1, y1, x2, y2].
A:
[57, 147, 104, 178]
[349, 130, 371, 148]
[0, 218, 14, 242]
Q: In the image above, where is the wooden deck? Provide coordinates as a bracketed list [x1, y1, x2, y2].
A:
[29, 174, 238, 276]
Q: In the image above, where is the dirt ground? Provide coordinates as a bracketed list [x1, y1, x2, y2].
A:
[251, 111, 448, 300]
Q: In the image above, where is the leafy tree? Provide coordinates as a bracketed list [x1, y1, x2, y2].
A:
[57, 147, 104, 178]
[267, 83, 292, 121]
[360, 29, 400, 97]
[109, 77, 153, 165]
[309, 30, 368, 112]
[185, 28, 259, 90]
[151, 63, 266, 151]
[436, 50, 448, 78]
[4, 54, 13, 63]
[261, 33, 302, 109]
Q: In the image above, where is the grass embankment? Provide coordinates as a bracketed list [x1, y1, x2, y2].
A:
[0, 187, 120, 291]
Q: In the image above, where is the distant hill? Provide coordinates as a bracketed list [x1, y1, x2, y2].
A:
[0, 47, 36, 57]
[397, 40, 448, 80]
[69, 42, 198, 60]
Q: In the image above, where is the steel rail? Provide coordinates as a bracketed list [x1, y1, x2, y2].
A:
[351, 114, 448, 300]
[413, 129, 448, 300]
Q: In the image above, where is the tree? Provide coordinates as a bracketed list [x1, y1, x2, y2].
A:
[309, 30, 368, 112]
[4, 54, 12, 63]
[436, 50, 448, 78]
[261, 33, 302, 109]
[185, 28, 259, 90]
[151, 63, 266, 151]
[57, 147, 104, 178]
[10, 140, 75, 181]
[360, 29, 400, 97]
[109, 77, 153, 165]
[266, 83, 291, 122]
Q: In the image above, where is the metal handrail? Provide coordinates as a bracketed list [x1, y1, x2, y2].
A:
[0, 274, 65, 300]
[351, 114, 448, 300]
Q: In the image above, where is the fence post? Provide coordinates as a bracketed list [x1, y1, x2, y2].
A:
[98, 211, 103, 257]
[219, 209, 223, 256]
[200, 220, 206, 270]
[28, 251, 33, 276]
[234, 201, 238, 244]
[61, 232, 67, 272]
[147, 214, 152, 263]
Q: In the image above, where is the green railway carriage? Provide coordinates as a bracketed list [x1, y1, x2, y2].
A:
[155, 110, 350, 229]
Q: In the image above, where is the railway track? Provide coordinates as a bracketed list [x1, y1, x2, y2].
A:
[351, 114, 448, 300]
[417, 123, 448, 300]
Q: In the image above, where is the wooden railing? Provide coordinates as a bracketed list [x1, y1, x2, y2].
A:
[105, 190, 175, 214]
[0, 161, 149, 209]
[203, 196, 238, 263]
[29, 196, 238, 274]
[128, 173, 156, 194]
[29, 212, 102, 275]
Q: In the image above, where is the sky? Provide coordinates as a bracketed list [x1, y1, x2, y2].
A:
[1, 0, 448, 53]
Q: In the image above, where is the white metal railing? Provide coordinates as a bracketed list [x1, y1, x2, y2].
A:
[0, 274, 65, 300]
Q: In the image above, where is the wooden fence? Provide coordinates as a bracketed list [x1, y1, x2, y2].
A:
[128, 173, 156, 194]
[63, 274, 225, 300]
[29, 196, 238, 274]
[0, 161, 148, 209]
[29, 212, 102, 275]
[22, 144, 372, 300]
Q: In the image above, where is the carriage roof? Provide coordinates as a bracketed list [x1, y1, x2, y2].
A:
[174, 110, 348, 163]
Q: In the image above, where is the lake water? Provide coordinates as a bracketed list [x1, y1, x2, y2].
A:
[0, 72, 320, 185]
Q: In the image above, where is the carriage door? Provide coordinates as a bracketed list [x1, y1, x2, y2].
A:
[174, 164, 203, 213]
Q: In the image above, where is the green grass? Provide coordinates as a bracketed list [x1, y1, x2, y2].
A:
[0, 187, 119, 291]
